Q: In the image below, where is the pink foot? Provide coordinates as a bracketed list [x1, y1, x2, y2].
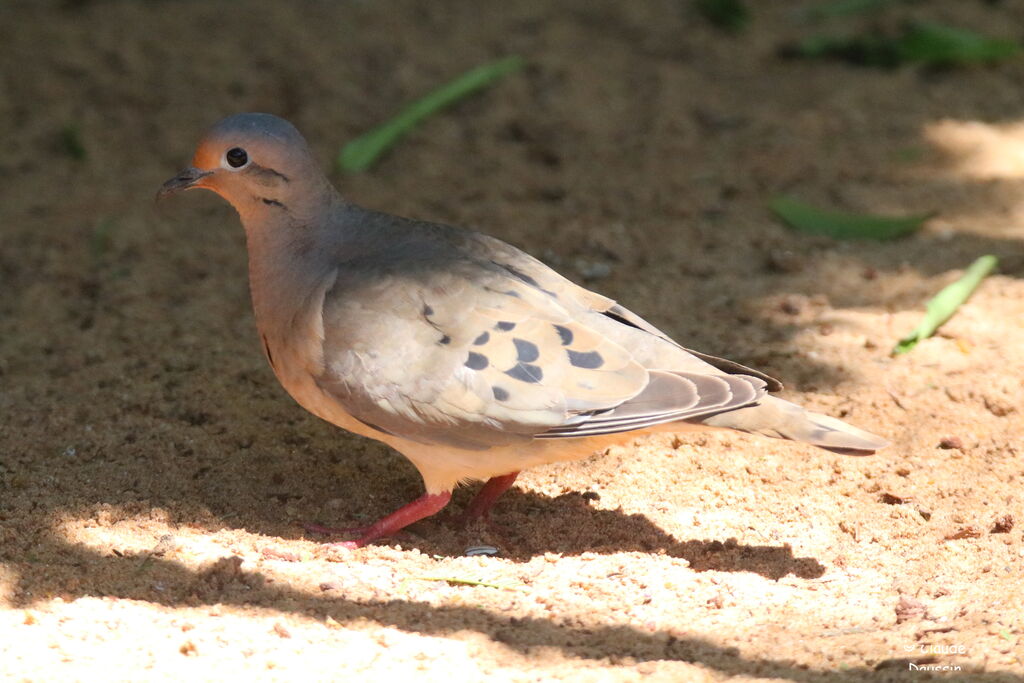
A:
[460, 472, 520, 525]
[311, 491, 453, 549]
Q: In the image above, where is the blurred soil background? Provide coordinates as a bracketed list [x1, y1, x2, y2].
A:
[1, 0, 1022, 680]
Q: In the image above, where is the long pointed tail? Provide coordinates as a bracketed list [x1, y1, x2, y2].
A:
[702, 395, 888, 454]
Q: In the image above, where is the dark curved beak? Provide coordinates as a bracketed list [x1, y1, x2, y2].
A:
[156, 167, 212, 201]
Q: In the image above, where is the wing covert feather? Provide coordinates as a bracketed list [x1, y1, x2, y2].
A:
[308, 222, 769, 449]
[313, 257, 650, 449]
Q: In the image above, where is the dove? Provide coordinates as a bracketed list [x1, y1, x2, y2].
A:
[159, 113, 887, 549]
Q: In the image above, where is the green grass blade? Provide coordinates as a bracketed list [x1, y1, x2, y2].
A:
[892, 255, 998, 355]
[898, 23, 1020, 66]
[338, 55, 525, 173]
[694, 0, 750, 32]
[409, 575, 524, 591]
[782, 23, 1020, 68]
[770, 196, 929, 240]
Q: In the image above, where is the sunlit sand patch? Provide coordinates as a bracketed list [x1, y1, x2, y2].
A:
[925, 119, 1024, 179]
[2, 596, 486, 680]
[56, 515, 290, 562]
[804, 306, 980, 367]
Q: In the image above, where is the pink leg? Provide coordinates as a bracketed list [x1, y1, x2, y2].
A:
[462, 472, 520, 522]
[315, 491, 452, 549]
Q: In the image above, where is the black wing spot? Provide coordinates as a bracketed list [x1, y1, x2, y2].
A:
[513, 338, 539, 363]
[492, 386, 510, 401]
[568, 350, 604, 369]
[439, 335, 451, 345]
[261, 197, 285, 208]
[473, 331, 490, 346]
[602, 308, 643, 331]
[495, 321, 516, 331]
[465, 352, 489, 370]
[423, 304, 435, 317]
[506, 363, 543, 383]
[554, 325, 573, 346]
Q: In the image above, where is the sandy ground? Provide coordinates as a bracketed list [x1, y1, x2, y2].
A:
[1, 1, 1023, 680]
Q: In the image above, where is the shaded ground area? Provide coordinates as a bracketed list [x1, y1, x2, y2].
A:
[1, 0, 1022, 680]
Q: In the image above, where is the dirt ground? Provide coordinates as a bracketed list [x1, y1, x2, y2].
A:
[1, 1, 1022, 680]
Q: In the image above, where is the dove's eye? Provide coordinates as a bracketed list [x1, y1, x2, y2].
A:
[225, 147, 249, 168]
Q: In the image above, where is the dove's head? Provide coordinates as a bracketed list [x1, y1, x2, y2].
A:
[159, 113, 335, 221]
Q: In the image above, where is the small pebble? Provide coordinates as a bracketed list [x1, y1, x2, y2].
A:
[766, 249, 803, 273]
[465, 545, 499, 557]
[879, 492, 909, 505]
[779, 298, 802, 315]
[938, 436, 963, 450]
[990, 515, 1014, 534]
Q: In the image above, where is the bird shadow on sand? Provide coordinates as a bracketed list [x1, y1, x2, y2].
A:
[288, 486, 828, 580]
